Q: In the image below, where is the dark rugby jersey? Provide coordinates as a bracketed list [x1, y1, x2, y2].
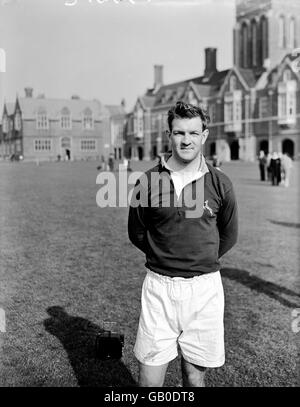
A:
[128, 159, 238, 278]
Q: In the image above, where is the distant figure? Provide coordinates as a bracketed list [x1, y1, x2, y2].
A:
[266, 153, 272, 181]
[258, 150, 267, 181]
[97, 155, 106, 171]
[65, 149, 71, 161]
[270, 152, 281, 186]
[127, 159, 132, 172]
[108, 154, 115, 172]
[281, 153, 293, 187]
[212, 154, 222, 169]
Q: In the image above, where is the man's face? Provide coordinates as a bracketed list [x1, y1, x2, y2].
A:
[168, 117, 208, 164]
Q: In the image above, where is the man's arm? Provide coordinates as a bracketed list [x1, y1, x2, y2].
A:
[128, 180, 148, 254]
[217, 185, 238, 258]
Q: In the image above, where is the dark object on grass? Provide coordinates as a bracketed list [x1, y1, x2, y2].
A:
[95, 330, 124, 360]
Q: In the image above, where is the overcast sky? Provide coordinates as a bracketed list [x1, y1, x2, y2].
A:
[0, 0, 236, 112]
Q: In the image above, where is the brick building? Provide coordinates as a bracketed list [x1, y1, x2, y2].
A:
[0, 87, 126, 162]
[125, 0, 300, 162]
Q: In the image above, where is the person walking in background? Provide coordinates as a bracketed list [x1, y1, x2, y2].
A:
[266, 152, 272, 181]
[281, 153, 293, 187]
[108, 153, 115, 172]
[270, 152, 281, 186]
[258, 150, 267, 181]
[128, 101, 238, 387]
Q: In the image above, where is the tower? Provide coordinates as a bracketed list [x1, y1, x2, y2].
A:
[233, 0, 300, 71]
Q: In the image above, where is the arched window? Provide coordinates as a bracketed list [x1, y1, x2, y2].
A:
[61, 107, 71, 129]
[261, 15, 268, 60]
[279, 15, 286, 48]
[82, 107, 93, 130]
[288, 17, 296, 48]
[241, 22, 249, 67]
[251, 20, 257, 67]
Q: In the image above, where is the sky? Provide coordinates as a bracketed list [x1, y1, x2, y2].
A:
[0, 0, 236, 112]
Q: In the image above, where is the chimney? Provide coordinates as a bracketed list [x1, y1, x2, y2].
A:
[24, 87, 33, 98]
[204, 48, 217, 77]
[154, 65, 163, 90]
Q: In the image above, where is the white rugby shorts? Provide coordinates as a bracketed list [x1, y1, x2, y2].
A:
[134, 269, 225, 367]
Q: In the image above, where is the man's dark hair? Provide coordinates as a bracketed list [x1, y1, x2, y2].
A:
[167, 101, 210, 132]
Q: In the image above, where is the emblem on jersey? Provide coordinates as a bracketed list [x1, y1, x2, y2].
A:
[203, 200, 214, 216]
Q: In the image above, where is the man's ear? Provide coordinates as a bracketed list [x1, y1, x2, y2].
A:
[166, 129, 171, 138]
[201, 129, 209, 145]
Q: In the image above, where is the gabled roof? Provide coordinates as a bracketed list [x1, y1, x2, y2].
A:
[262, 51, 300, 89]
[105, 105, 126, 117]
[4, 103, 15, 116]
[145, 69, 230, 108]
[140, 95, 156, 109]
[238, 68, 258, 88]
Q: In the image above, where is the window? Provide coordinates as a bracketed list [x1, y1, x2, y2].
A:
[278, 80, 297, 124]
[259, 96, 268, 118]
[2, 116, 8, 133]
[80, 139, 96, 151]
[82, 108, 93, 130]
[14, 113, 22, 131]
[61, 107, 71, 129]
[241, 22, 249, 67]
[288, 17, 296, 48]
[209, 104, 216, 123]
[261, 15, 269, 60]
[224, 90, 242, 131]
[135, 108, 144, 139]
[36, 109, 49, 130]
[279, 15, 286, 48]
[225, 102, 233, 123]
[34, 139, 51, 151]
[251, 20, 257, 66]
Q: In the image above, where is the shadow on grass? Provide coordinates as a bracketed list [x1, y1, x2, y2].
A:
[240, 179, 273, 186]
[221, 268, 300, 309]
[268, 219, 300, 229]
[44, 306, 137, 387]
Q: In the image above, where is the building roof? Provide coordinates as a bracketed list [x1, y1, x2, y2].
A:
[238, 68, 259, 88]
[5, 102, 15, 116]
[105, 105, 127, 116]
[144, 69, 230, 108]
[5, 96, 106, 121]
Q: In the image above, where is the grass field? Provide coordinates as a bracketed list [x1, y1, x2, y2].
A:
[0, 158, 299, 387]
